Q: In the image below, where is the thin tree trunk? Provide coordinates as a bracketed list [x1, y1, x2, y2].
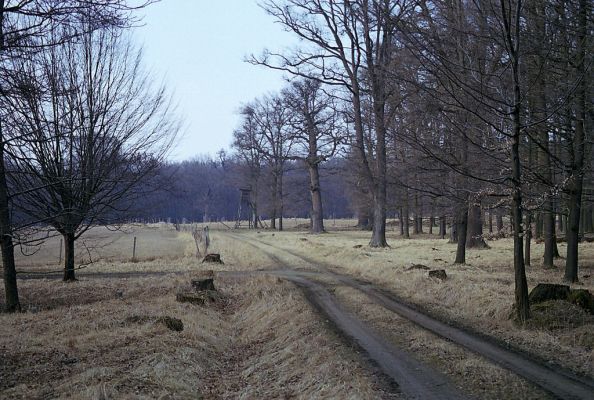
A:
[564, 0, 587, 283]
[63, 232, 76, 281]
[488, 212, 493, 233]
[403, 201, 410, 239]
[525, 212, 532, 267]
[270, 172, 277, 230]
[278, 170, 284, 231]
[535, 213, 543, 239]
[502, 0, 529, 322]
[454, 204, 468, 264]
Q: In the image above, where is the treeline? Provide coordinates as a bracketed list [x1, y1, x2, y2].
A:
[133, 156, 352, 223]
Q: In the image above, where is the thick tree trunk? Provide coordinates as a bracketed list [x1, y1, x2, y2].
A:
[369, 189, 387, 247]
[0, 138, 19, 312]
[454, 204, 468, 264]
[466, 203, 488, 248]
[308, 162, 324, 234]
[63, 232, 76, 281]
[368, 93, 388, 248]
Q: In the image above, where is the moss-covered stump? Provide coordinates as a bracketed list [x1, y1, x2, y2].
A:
[526, 300, 594, 331]
[428, 269, 447, 280]
[191, 278, 215, 291]
[176, 290, 219, 305]
[568, 289, 594, 315]
[202, 253, 224, 264]
[528, 284, 594, 315]
[528, 283, 570, 304]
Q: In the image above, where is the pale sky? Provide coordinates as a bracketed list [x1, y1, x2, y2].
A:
[136, 0, 295, 161]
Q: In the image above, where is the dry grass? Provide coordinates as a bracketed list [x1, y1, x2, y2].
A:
[234, 228, 594, 379]
[1, 224, 395, 399]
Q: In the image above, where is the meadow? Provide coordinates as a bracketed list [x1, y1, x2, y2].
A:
[1, 221, 593, 399]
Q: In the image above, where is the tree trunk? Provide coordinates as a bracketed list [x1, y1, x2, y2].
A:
[503, 0, 529, 322]
[308, 162, 324, 234]
[535, 213, 543, 239]
[278, 171, 284, 231]
[449, 221, 457, 243]
[466, 203, 488, 248]
[525, 212, 532, 267]
[542, 203, 558, 267]
[0, 8, 20, 312]
[0, 137, 19, 312]
[454, 204, 468, 264]
[63, 232, 76, 281]
[368, 89, 388, 248]
[496, 212, 504, 232]
[399, 208, 404, 235]
[429, 215, 434, 234]
[488, 212, 493, 233]
[439, 215, 446, 239]
[403, 202, 410, 239]
[564, 0, 587, 283]
[369, 189, 387, 247]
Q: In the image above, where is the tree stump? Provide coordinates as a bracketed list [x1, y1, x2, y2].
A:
[202, 253, 223, 264]
[191, 278, 215, 291]
[528, 283, 570, 304]
[176, 290, 219, 305]
[428, 269, 447, 280]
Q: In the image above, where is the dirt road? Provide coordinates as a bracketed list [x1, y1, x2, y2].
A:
[226, 232, 594, 400]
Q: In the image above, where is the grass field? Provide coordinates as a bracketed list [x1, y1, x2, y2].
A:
[1, 221, 593, 398]
[1, 223, 396, 399]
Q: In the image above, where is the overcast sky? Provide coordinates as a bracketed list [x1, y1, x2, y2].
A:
[136, 0, 295, 161]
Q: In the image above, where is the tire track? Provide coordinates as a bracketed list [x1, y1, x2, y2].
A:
[227, 231, 594, 400]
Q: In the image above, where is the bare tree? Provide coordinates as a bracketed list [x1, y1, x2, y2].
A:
[251, 0, 416, 247]
[4, 25, 177, 281]
[283, 79, 343, 233]
[0, 0, 155, 311]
